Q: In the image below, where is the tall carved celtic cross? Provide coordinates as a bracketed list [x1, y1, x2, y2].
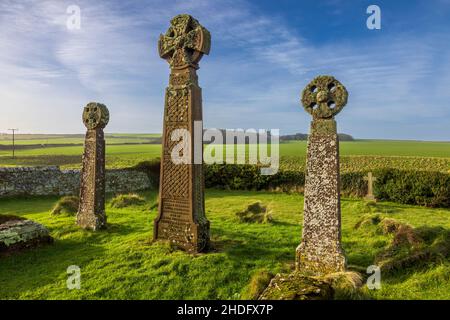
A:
[154, 14, 211, 253]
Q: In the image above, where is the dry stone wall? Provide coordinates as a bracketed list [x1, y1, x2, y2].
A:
[0, 166, 153, 197]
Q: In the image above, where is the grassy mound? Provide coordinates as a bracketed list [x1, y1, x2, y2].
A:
[51, 196, 79, 216]
[375, 221, 450, 274]
[236, 201, 273, 223]
[354, 213, 382, 229]
[110, 193, 146, 208]
[354, 209, 450, 275]
[241, 270, 274, 299]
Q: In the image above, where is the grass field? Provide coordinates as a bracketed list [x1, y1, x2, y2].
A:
[1, 135, 450, 156]
[1, 134, 450, 171]
[0, 133, 160, 143]
[0, 190, 448, 299]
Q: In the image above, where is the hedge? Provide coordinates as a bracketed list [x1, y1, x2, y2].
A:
[374, 168, 450, 208]
[133, 160, 450, 208]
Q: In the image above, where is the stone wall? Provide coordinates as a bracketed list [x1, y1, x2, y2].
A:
[0, 166, 153, 197]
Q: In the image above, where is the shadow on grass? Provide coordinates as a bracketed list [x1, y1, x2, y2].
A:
[0, 195, 59, 216]
[210, 224, 296, 267]
[0, 238, 106, 298]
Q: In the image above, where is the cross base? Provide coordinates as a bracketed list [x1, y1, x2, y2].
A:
[295, 243, 346, 275]
[154, 219, 210, 253]
[364, 195, 377, 202]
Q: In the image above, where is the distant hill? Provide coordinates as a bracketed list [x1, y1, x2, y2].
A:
[280, 132, 354, 142]
[202, 129, 354, 143]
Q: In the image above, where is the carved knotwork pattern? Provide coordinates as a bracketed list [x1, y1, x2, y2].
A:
[169, 72, 198, 86]
[159, 14, 211, 68]
[164, 125, 188, 157]
[162, 159, 189, 198]
[301, 75, 348, 119]
[166, 88, 189, 122]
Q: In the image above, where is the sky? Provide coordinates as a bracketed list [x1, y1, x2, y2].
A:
[0, 0, 449, 140]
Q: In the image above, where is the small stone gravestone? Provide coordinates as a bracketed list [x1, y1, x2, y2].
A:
[153, 14, 211, 252]
[364, 172, 377, 201]
[0, 217, 53, 256]
[77, 102, 109, 230]
[296, 75, 348, 275]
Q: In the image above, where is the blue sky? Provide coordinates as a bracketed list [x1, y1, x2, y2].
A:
[0, 0, 449, 140]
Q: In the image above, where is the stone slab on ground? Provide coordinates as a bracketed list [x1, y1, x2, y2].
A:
[259, 272, 333, 300]
[0, 219, 53, 256]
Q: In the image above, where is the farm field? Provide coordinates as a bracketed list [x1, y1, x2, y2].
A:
[0, 133, 161, 146]
[0, 190, 449, 300]
[0, 135, 449, 172]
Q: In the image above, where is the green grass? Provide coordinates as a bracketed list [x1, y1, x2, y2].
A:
[0, 145, 162, 169]
[0, 133, 160, 144]
[2, 138, 450, 157]
[279, 140, 450, 158]
[0, 190, 448, 300]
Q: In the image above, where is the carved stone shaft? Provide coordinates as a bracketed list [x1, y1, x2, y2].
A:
[77, 102, 109, 230]
[296, 75, 347, 274]
[153, 14, 210, 252]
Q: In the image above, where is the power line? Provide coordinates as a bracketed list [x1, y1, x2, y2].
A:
[8, 128, 18, 159]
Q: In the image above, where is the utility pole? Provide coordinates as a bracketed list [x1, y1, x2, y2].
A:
[8, 128, 18, 159]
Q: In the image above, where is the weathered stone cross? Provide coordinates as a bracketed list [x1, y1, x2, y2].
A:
[364, 172, 377, 201]
[77, 102, 109, 230]
[158, 14, 210, 70]
[296, 75, 348, 275]
[154, 14, 211, 253]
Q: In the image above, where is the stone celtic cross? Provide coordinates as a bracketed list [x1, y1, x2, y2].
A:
[296, 75, 348, 275]
[77, 102, 109, 230]
[364, 172, 377, 201]
[154, 14, 210, 252]
[158, 14, 210, 70]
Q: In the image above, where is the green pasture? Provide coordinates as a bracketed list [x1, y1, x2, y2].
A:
[279, 140, 450, 158]
[1, 134, 449, 158]
[0, 133, 161, 146]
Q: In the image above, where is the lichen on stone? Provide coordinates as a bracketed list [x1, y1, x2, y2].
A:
[301, 75, 348, 119]
[158, 14, 211, 69]
[82, 102, 109, 130]
[0, 219, 53, 255]
[259, 271, 363, 300]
